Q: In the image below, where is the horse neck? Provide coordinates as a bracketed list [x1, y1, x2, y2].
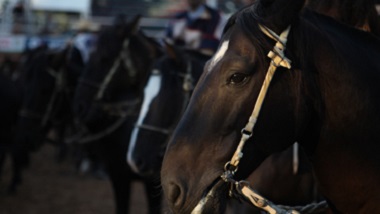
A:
[292, 12, 380, 154]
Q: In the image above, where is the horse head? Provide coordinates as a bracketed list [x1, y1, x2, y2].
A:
[162, 0, 380, 212]
[127, 42, 208, 177]
[73, 14, 162, 131]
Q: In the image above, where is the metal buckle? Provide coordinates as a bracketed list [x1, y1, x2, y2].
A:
[224, 161, 238, 173]
[241, 128, 252, 138]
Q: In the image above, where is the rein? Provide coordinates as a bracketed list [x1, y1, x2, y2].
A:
[66, 98, 141, 144]
[41, 67, 66, 126]
[19, 66, 68, 127]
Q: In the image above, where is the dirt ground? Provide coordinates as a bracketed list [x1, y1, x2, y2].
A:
[0, 143, 247, 214]
[0, 144, 152, 214]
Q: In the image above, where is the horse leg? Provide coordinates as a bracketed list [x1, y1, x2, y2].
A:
[8, 142, 29, 194]
[144, 178, 162, 214]
[106, 163, 131, 214]
[99, 137, 132, 214]
[8, 152, 23, 194]
[0, 144, 6, 179]
[55, 125, 69, 163]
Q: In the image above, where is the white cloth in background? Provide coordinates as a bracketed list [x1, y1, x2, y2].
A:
[73, 33, 97, 63]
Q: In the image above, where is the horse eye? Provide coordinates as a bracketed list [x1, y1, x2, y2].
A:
[229, 73, 248, 85]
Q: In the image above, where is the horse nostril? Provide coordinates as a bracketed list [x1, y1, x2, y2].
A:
[167, 182, 182, 208]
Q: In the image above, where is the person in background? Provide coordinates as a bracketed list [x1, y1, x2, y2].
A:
[166, 0, 227, 56]
[70, 19, 99, 66]
[66, 18, 99, 79]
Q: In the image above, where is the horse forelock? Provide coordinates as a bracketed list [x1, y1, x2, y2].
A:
[227, 5, 279, 68]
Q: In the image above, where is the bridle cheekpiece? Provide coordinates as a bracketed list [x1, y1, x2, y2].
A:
[191, 24, 294, 214]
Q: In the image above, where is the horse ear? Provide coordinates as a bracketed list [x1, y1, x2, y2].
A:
[255, 0, 306, 32]
[127, 14, 141, 35]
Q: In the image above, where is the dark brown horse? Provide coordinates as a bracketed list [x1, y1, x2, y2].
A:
[126, 43, 209, 177]
[9, 44, 77, 193]
[238, 0, 380, 212]
[160, 0, 380, 213]
[72, 15, 163, 214]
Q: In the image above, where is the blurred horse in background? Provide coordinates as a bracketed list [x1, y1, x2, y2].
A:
[0, 70, 23, 192]
[72, 14, 163, 214]
[126, 42, 207, 177]
[11, 44, 80, 193]
[0, 44, 49, 192]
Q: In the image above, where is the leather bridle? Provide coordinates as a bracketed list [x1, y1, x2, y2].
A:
[19, 65, 68, 128]
[134, 60, 195, 136]
[73, 37, 142, 144]
[191, 24, 297, 214]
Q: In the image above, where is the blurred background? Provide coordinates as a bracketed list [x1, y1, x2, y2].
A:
[0, 0, 250, 76]
[0, 0, 248, 50]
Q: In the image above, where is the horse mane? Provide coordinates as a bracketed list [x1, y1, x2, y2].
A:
[306, 0, 380, 36]
[222, 5, 298, 68]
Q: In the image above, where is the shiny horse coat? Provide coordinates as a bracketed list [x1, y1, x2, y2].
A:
[161, 0, 380, 213]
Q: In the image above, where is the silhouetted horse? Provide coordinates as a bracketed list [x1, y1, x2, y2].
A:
[72, 15, 163, 214]
[0, 45, 50, 192]
[160, 0, 380, 213]
[0, 71, 23, 188]
[11, 45, 79, 192]
[126, 43, 208, 177]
